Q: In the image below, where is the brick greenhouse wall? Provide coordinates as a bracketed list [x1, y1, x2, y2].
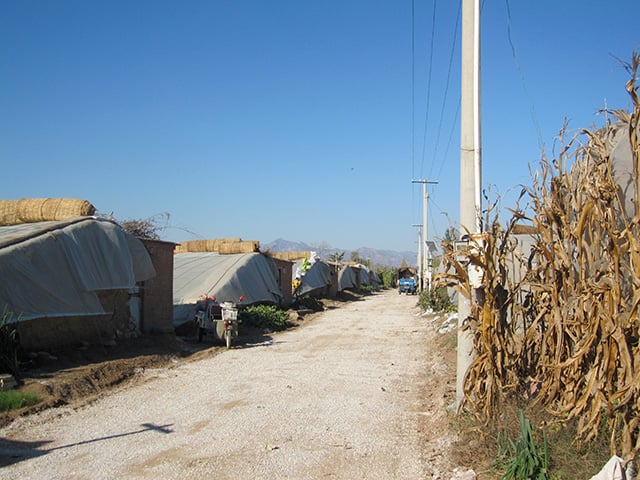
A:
[15, 314, 111, 351]
[140, 239, 175, 334]
[15, 289, 129, 352]
[12, 239, 176, 351]
[271, 257, 293, 308]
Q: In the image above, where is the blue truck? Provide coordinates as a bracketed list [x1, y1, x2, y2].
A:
[397, 267, 417, 294]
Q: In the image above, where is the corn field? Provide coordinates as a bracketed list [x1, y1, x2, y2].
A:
[436, 53, 640, 459]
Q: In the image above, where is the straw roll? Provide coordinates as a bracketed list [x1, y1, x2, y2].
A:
[218, 240, 259, 254]
[269, 251, 311, 261]
[0, 198, 96, 226]
[174, 238, 257, 254]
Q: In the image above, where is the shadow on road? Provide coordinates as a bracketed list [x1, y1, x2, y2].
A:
[0, 422, 173, 467]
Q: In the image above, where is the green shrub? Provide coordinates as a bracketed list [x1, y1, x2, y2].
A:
[418, 286, 455, 313]
[239, 305, 293, 332]
[360, 284, 378, 294]
[378, 268, 396, 289]
[0, 390, 39, 412]
[0, 310, 20, 377]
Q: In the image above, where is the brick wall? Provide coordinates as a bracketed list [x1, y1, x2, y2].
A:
[139, 239, 176, 334]
[15, 290, 129, 351]
[13, 239, 176, 352]
[271, 257, 293, 308]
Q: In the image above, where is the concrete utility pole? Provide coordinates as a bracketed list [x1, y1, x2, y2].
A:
[412, 224, 423, 287]
[412, 179, 438, 291]
[457, 0, 482, 408]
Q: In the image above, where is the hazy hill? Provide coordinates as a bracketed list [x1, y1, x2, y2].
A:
[263, 238, 417, 268]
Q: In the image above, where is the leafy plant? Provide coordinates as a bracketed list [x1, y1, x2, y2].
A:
[418, 286, 455, 313]
[239, 305, 293, 332]
[377, 267, 396, 289]
[0, 309, 20, 377]
[500, 410, 550, 480]
[0, 390, 39, 412]
[327, 251, 345, 263]
[360, 284, 378, 294]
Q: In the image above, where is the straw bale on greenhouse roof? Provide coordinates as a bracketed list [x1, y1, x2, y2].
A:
[0, 198, 95, 226]
[268, 251, 311, 262]
[174, 238, 258, 254]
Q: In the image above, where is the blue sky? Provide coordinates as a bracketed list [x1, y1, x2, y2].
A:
[1, 1, 638, 254]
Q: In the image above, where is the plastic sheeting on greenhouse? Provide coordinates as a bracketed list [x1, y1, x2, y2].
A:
[0, 217, 156, 321]
[587, 122, 637, 219]
[338, 265, 359, 291]
[356, 264, 380, 286]
[173, 252, 283, 326]
[294, 260, 332, 296]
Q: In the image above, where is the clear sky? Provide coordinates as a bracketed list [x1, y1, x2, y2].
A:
[1, 1, 638, 253]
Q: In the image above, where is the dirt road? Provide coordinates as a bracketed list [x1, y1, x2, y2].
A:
[0, 290, 461, 479]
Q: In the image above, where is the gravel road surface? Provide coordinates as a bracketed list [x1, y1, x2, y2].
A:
[0, 290, 458, 479]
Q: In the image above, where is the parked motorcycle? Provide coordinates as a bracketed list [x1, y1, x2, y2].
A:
[194, 295, 243, 348]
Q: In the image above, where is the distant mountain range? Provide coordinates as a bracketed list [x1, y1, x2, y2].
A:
[262, 238, 418, 269]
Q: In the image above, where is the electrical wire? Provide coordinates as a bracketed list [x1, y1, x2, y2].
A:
[411, 0, 417, 225]
[505, 0, 544, 149]
[428, 200, 442, 242]
[419, 0, 438, 179]
[430, 197, 457, 240]
[436, 99, 460, 182]
[428, 0, 461, 182]
[411, 0, 416, 181]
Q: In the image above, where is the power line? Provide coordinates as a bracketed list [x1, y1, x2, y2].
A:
[429, 0, 461, 181]
[419, 0, 438, 179]
[411, 0, 417, 225]
[435, 98, 461, 181]
[411, 0, 416, 181]
[428, 197, 443, 242]
[430, 197, 454, 238]
[505, 0, 544, 149]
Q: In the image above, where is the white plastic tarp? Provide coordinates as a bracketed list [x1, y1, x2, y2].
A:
[571, 122, 638, 220]
[173, 252, 283, 326]
[589, 455, 628, 480]
[294, 260, 332, 296]
[597, 122, 635, 219]
[0, 217, 156, 321]
[338, 265, 358, 291]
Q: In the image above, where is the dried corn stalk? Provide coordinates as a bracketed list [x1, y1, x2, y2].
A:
[525, 55, 640, 457]
[436, 188, 535, 419]
[437, 53, 640, 458]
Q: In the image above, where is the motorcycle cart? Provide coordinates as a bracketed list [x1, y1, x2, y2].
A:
[195, 297, 239, 348]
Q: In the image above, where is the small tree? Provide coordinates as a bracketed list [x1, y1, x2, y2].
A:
[328, 251, 345, 263]
[443, 226, 459, 243]
[119, 212, 170, 240]
[350, 251, 371, 267]
[377, 267, 397, 289]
